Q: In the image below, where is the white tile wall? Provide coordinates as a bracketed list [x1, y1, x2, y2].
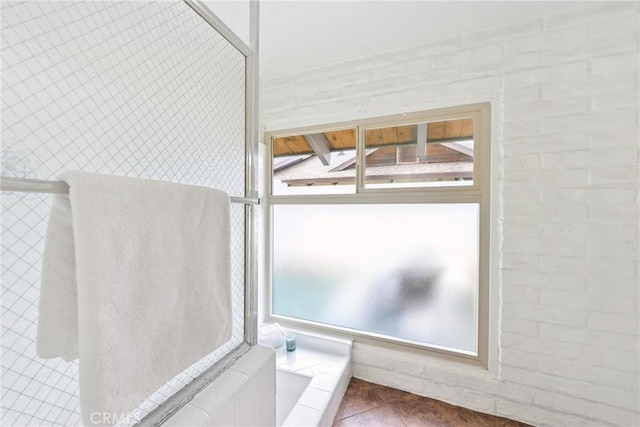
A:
[164, 346, 276, 427]
[260, 3, 640, 427]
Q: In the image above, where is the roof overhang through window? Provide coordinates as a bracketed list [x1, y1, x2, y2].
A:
[271, 118, 474, 158]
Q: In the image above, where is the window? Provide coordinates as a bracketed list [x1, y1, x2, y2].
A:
[267, 103, 490, 364]
[363, 118, 475, 189]
[271, 128, 357, 195]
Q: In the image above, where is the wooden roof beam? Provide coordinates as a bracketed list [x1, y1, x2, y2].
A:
[304, 133, 332, 166]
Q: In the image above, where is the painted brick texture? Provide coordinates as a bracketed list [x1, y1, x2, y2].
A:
[261, 3, 639, 427]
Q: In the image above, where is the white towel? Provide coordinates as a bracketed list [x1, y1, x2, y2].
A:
[37, 171, 232, 426]
[258, 323, 286, 348]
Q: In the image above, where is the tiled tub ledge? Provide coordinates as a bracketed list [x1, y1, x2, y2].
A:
[275, 329, 353, 427]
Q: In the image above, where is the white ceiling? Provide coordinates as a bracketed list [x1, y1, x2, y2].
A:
[204, 1, 580, 81]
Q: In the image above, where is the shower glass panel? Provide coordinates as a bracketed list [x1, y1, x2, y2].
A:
[1, 2, 247, 426]
[272, 203, 479, 354]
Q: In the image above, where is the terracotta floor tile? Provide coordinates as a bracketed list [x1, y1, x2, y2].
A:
[335, 402, 408, 427]
[333, 378, 531, 427]
[334, 378, 409, 420]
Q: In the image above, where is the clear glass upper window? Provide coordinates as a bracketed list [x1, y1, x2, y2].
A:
[271, 129, 357, 195]
[364, 118, 474, 190]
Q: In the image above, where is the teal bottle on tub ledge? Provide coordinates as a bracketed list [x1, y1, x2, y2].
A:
[286, 334, 296, 351]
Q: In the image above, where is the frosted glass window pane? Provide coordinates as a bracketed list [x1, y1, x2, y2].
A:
[364, 118, 474, 189]
[272, 203, 479, 354]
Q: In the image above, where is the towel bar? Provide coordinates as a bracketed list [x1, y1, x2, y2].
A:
[0, 177, 260, 205]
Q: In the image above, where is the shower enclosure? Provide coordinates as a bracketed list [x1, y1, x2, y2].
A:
[0, 1, 258, 425]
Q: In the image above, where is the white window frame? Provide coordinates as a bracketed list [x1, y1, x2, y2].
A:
[265, 103, 491, 368]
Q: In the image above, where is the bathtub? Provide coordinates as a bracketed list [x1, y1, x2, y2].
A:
[274, 329, 352, 427]
[165, 331, 352, 427]
[276, 370, 312, 425]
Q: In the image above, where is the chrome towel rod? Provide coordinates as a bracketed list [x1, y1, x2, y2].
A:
[0, 177, 260, 205]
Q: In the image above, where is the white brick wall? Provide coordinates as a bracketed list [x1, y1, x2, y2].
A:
[260, 3, 639, 426]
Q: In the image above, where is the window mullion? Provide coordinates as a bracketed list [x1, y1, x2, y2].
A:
[356, 126, 365, 194]
[269, 190, 483, 205]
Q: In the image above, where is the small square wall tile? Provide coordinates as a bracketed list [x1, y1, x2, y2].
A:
[288, 356, 321, 372]
[209, 404, 234, 427]
[283, 404, 323, 427]
[310, 372, 341, 393]
[317, 359, 348, 377]
[298, 387, 332, 411]
[163, 404, 209, 427]
[295, 367, 318, 378]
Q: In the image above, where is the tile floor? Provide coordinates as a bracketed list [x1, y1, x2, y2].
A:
[333, 378, 531, 427]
